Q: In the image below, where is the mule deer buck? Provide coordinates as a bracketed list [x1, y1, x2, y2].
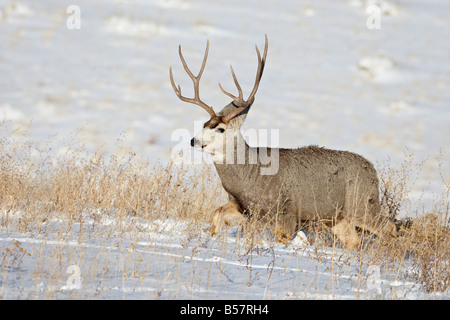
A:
[169, 35, 396, 249]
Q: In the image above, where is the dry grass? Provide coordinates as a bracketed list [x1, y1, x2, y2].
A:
[0, 123, 448, 298]
[363, 154, 449, 295]
[0, 124, 226, 234]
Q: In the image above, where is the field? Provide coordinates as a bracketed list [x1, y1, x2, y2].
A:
[0, 0, 449, 300]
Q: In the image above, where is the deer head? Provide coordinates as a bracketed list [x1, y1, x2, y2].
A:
[169, 35, 268, 156]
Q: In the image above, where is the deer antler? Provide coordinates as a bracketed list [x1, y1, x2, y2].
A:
[220, 34, 268, 124]
[169, 40, 217, 119]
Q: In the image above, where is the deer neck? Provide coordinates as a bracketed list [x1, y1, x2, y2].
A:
[212, 131, 260, 193]
[212, 130, 250, 166]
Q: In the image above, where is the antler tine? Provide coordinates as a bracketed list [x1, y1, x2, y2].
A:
[246, 34, 268, 106]
[169, 40, 216, 119]
[218, 65, 245, 106]
[222, 35, 268, 124]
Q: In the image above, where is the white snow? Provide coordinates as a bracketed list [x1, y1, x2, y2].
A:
[0, 0, 449, 300]
[1, 215, 443, 300]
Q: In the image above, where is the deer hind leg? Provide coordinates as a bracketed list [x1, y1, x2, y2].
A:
[331, 215, 361, 250]
[347, 192, 397, 240]
[344, 178, 397, 242]
[211, 199, 246, 235]
[352, 216, 397, 240]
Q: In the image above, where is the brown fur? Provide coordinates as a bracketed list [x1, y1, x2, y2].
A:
[212, 140, 397, 249]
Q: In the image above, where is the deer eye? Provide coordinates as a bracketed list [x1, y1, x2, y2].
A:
[216, 128, 225, 133]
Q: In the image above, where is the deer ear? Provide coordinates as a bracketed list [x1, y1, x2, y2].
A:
[225, 108, 250, 128]
[229, 106, 250, 120]
[213, 103, 248, 128]
[217, 103, 250, 119]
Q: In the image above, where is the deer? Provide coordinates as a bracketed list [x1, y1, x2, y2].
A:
[169, 35, 397, 249]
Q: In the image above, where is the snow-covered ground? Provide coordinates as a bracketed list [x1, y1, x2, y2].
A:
[0, 214, 441, 300]
[0, 0, 449, 300]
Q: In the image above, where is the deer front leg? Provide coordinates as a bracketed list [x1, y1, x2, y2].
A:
[211, 197, 246, 235]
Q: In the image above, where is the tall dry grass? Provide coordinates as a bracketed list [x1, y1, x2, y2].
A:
[366, 154, 449, 295]
[0, 123, 226, 235]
